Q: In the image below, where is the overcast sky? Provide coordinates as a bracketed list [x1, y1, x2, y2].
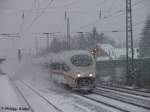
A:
[0, 0, 149, 57]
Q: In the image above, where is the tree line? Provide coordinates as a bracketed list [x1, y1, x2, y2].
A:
[43, 27, 115, 53]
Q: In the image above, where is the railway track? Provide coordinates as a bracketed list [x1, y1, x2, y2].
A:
[15, 81, 63, 112]
[16, 80, 130, 112]
[77, 94, 129, 112]
[23, 81, 129, 112]
[96, 84, 150, 98]
[13, 82, 34, 112]
[14, 80, 150, 112]
[8, 76, 34, 112]
[17, 81, 93, 112]
[94, 88, 150, 110]
[78, 93, 150, 112]
[73, 84, 150, 112]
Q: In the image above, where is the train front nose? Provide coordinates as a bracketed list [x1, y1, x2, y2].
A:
[75, 77, 95, 91]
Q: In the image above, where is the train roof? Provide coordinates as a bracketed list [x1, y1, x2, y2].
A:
[60, 49, 91, 55]
[49, 50, 93, 62]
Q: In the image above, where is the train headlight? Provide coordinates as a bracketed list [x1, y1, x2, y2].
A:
[89, 73, 93, 77]
[77, 74, 81, 77]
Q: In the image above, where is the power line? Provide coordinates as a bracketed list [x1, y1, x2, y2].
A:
[99, 0, 145, 20]
[0, 0, 146, 37]
[76, 0, 146, 31]
[0, 0, 145, 15]
[71, 0, 145, 24]
[57, 0, 106, 36]
[0, 19, 146, 37]
[70, 0, 106, 20]
[57, 12, 68, 33]
[62, 0, 82, 8]
[0, 0, 82, 13]
[102, 0, 146, 19]
[133, 0, 146, 6]
[106, 0, 115, 15]
[101, 19, 146, 33]
[17, 0, 39, 35]
[75, 12, 125, 32]
[73, 19, 146, 35]
[0, 0, 39, 13]
[17, 12, 25, 34]
[24, 0, 54, 33]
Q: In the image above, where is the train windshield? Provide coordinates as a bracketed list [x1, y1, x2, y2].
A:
[71, 54, 93, 67]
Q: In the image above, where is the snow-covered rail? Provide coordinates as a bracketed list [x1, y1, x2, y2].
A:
[94, 88, 150, 110]
[14, 79, 150, 112]
[96, 84, 150, 98]
[14, 83, 34, 112]
[15, 81, 63, 112]
[77, 94, 129, 112]
[79, 93, 150, 112]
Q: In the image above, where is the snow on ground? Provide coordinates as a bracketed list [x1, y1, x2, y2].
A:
[86, 94, 149, 112]
[0, 75, 31, 112]
[17, 81, 89, 112]
[24, 80, 120, 112]
[1, 58, 25, 80]
[71, 94, 122, 112]
[96, 87, 150, 101]
[98, 84, 150, 97]
[95, 87, 150, 109]
[15, 81, 60, 112]
[1, 57, 149, 112]
[2, 57, 123, 112]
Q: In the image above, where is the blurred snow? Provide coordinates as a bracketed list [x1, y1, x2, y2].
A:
[0, 75, 29, 112]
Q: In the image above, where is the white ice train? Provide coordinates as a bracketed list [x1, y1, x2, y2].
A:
[44, 50, 96, 92]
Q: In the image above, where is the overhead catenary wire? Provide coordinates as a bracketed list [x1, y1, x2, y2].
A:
[79, 6, 146, 31]
[0, 0, 81, 14]
[101, 19, 147, 34]
[0, 19, 146, 37]
[68, 19, 147, 35]
[75, 0, 146, 32]
[0, 0, 144, 15]
[24, 0, 54, 33]
[106, 0, 115, 15]
[0, 0, 147, 37]
[103, 0, 146, 19]
[18, 0, 39, 35]
[70, 0, 106, 20]
[1, 0, 144, 36]
[0, 0, 145, 15]
[57, 11, 68, 33]
[56, 0, 104, 35]
[62, 0, 82, 8]
[55, 0, 106, 32]
[17, 11, 25, 34]
[74, 11, 125, 32]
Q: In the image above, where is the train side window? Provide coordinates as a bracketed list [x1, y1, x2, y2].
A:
[50, 62, 69, 71]
[62, 63, 70, 72]
[50, 63, 55, 70]
[50, 62, 61, 70]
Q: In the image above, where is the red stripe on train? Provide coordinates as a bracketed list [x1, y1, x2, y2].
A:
[49, 70, 75, 80]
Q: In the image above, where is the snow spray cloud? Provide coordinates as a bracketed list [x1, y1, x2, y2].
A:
[2, 57, 69, 93]
[144, 0, 150, 15]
